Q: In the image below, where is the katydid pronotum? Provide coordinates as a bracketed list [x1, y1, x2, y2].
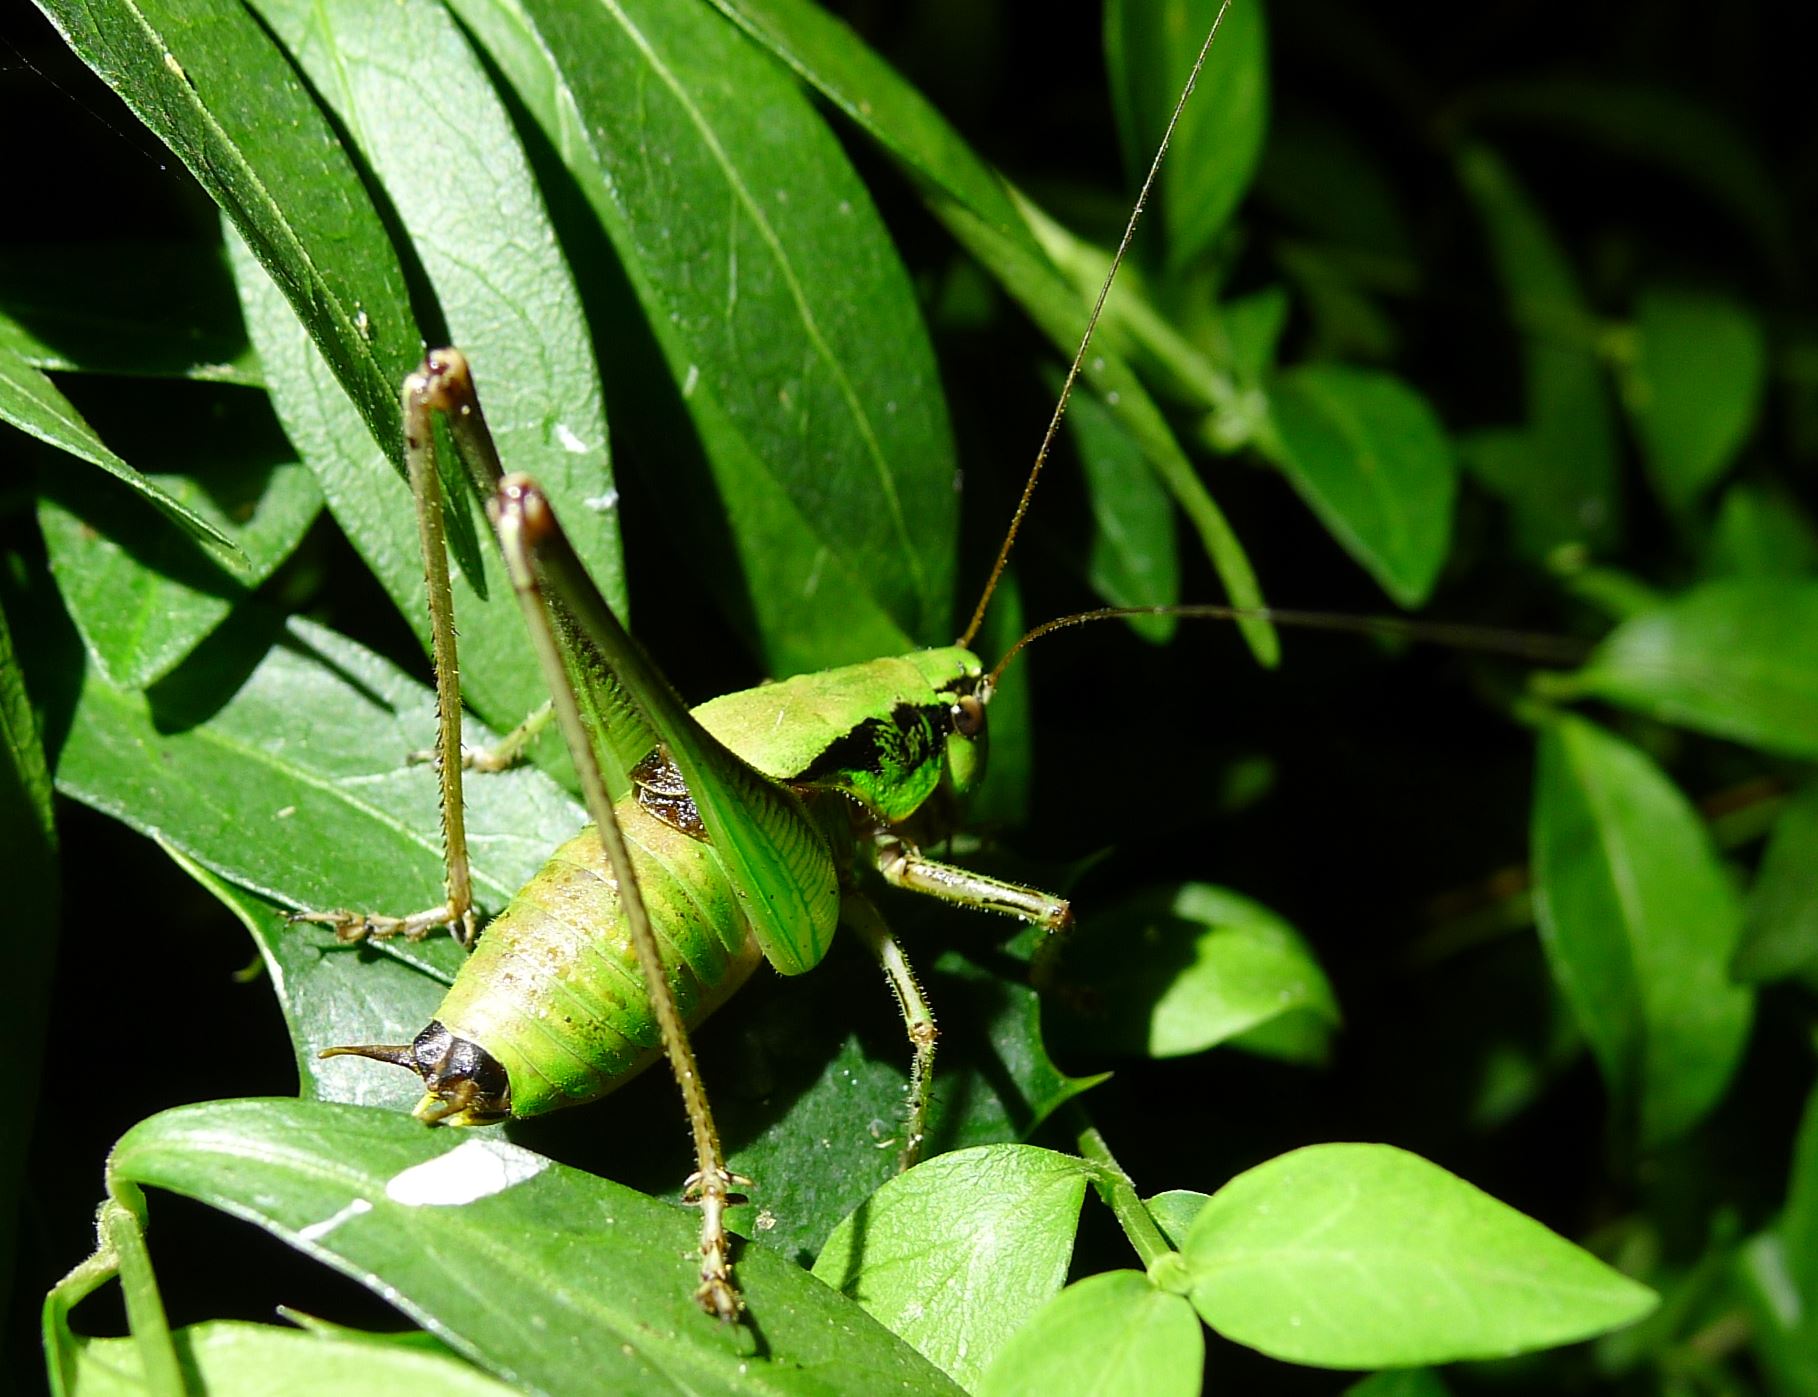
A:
[284, 10, 1250, 1323]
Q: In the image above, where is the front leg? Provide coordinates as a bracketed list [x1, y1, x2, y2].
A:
[843, 892, 939, 1170]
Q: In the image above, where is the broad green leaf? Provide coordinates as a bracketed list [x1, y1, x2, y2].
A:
[0, 341, 235, 556]
[0, 244, 260, 385]
[1623, 288, 1766, 511]
[1262, 364, 1456, 607]
[37, 385, 319, 688]
[976, 1270, 1202, 1397]
[0, 597, 56, 1326]
[1066, 386, 1180, 642]
[108, 1100, 964, 1395]
[706, 0, 1277, 667]
[34, 0, 417, 465]
[814, 1145, 1093, 1389]
[448, 0, 952, 673]
[1708, 483, 1818, 579]
[1543, 579, 1818, 759]
[1344, 1371, 1453, 1397]
[1184, 1143, 1658, 1366]
[1456, 145, 1619, 553]
[246, 0, 623, 622]
[55, 1321, 517, 1397]
[1734, 1233, 1818, 1397]
[1783, 1080, 1818, 1353]
[1733, 784, 1818, 982]
[1531, 713, 1752, 1146]
[1045, 882, 1338, 1061]
[1257, 113, 1412, 260]
[1104, 0, 1269, 271]
[1146, 1191, 1211, 1250]
[51, 615, 587, 1095]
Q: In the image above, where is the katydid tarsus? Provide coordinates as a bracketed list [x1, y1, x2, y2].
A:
[287, 8, 1243, 1322]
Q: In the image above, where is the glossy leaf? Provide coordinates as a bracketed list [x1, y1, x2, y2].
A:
[108, 1100, 964, 1395]
[813, 1145, 1093, 1389]
[1045, 882, 1338, 1061]
[247, 0, 623, 620]
[1733, 783, 1818, 982]
[34, 0, 418, 464]
[706, 0, 1277, 666]
[0, 244, 260, 386]
[449, 0, 952, 673]
[1708, 483, 1818, 578]
[55, 1321, 518, 1397]
[1623, 288, 1766, 511]
[1066, 385, 1180, 641]
[1263, 364, 1456, 607]
[976, 1270, 1203, 1397]
[37, 387, 319, 688]
[51, 616, 586, 1097]
[1531, 713, 1752, 1146]
[1146, 1191, 1211, 1250]
[0, 341, 235, 556]
[1782, 1079, 1818, 1353]
[1545, 579, 1818, 759]
[0, 597, 56, 1326]
[1184, 1143, 1657, 1366]
[1456, 144, 1619, 553]
[1104, 0, 1269, 271]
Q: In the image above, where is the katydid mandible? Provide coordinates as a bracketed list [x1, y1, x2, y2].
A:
[300, 7, 1236, 1323]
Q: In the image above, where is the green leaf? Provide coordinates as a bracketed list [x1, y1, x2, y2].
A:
[1263, 364, 1456, 607]
[1183, 1142, 1658, 1366]
[706, 0, 1277, 667]
[0, 342, 236, 557]
[0, 597, 56, 1327]
[1066, 386, 1180, 641]
[813, 1145, 1093, 1389]
[1734, 783, 1818, 982]
[1257, 113, 1412, 260]
[108, 1100, 964, 1395]
[449, 0, 952, 671]
[55, 1321, 518, 1397]
[34, 0, 418, 465]
[1455, 144, 1619, 553]
[51, 616, 586, 1097]
[0, 244, 260, 386]
[1045, 882, 1338, 1061]
[1145, 1191, 1211, 1250]
[1783, 1079, 1818, 1354]
[1530, 713, 1752, 1146]
[1708, 483, 1818, 579]
[1104, 0, 1269, 271]
[1344, 1371, 1453, 1397]
[1543, 579, 1818, 760]
[976, 1270, 1203, 1397]
[246, 0, 623, 624]
[37, 386, 320, 688]
[1622, 288, 1766, 511]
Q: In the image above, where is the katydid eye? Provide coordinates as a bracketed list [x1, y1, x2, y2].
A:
[951, 694, 985, 737]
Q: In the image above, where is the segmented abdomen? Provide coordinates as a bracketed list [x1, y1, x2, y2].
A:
[434, 794, 763, 1116]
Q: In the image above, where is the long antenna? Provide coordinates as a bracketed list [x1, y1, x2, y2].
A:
[987, 606, 1592, 690]
[956, 0, 1234, 651]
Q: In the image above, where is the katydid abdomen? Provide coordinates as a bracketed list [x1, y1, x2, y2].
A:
[433, 795, 765, 1121]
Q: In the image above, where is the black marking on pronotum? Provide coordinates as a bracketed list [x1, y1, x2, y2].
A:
[799, 701, 944, 789]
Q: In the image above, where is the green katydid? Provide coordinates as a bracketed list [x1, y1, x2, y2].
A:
[287, 7, 1240, 1323]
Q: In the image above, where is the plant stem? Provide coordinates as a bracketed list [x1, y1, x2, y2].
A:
[1071, 1108, 1175, 1273]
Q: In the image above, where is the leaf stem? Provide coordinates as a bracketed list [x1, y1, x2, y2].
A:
[1071, 1108, 1175, 1275]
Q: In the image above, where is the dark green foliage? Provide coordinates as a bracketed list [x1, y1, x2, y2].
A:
[5, 1, 1812, 1391]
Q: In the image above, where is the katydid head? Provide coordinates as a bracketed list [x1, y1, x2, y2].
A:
[320, 1020, 511, 1127]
